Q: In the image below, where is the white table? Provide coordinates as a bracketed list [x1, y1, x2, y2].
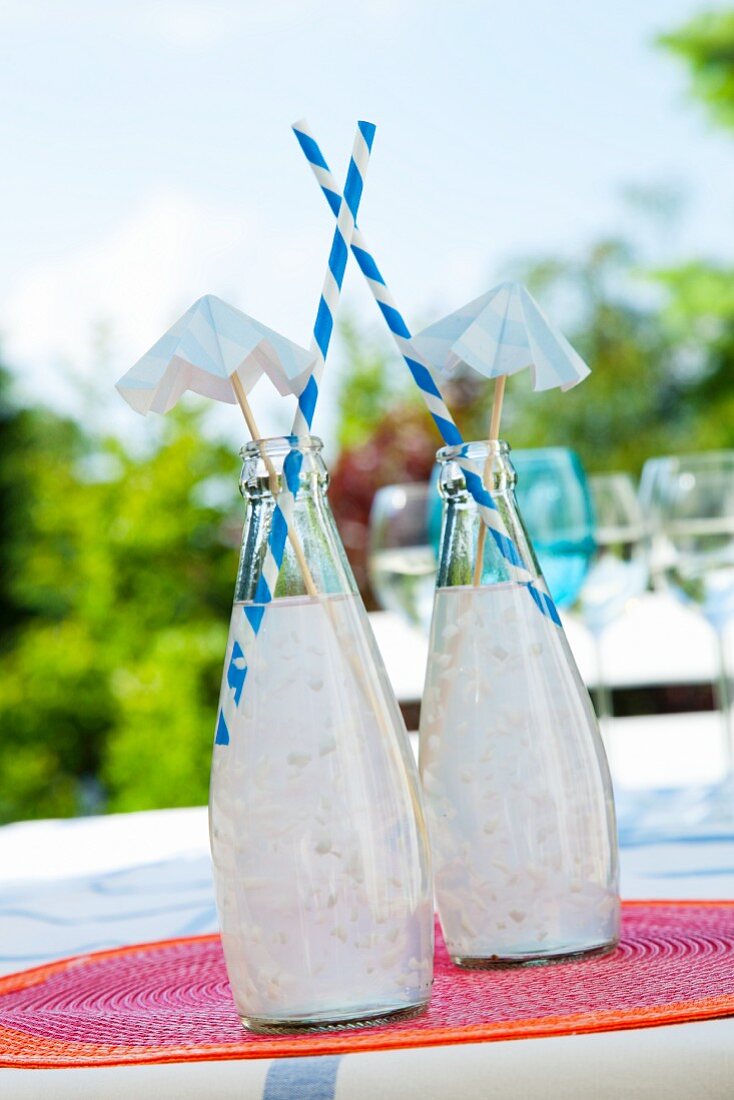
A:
[2, 807, 734, 1099]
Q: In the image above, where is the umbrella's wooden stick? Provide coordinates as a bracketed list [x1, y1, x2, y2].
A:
[472, 375, 506, 587]
[230, 374, 318, 599]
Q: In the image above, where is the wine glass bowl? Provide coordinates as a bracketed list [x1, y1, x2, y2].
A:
[648, 451, 734, 829]
[511, 447, 596, 609]
[579, 473, 648, 636]
[368, 483, 438, 631]
[655, 454, 734, 630]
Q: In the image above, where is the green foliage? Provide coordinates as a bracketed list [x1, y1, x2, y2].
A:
[655, 11, 734, 448]
[501, 239, 693, 473]
[660, 10, 734, 129]
[654, 261, 734, 449]
[335, 317, 413, 450]
[0, 390, 240, 822]
[104, 623, 226, 812]
[0, 370, 26, 637]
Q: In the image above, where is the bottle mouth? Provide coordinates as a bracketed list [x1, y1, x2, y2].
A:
[437, 438, 516, 497]
[437, 439, 511, 464]
[240, 434, 324, 460]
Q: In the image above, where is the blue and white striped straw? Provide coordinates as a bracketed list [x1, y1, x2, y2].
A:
[215, 121, 375, 746]
[292, 119, 560, 628]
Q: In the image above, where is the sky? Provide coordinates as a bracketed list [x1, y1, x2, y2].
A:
[1, 0, 733, 441]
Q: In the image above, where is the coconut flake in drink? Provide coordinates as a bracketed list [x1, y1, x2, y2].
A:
[210, 592, 433, 1028]
[420, 582, 619, 965]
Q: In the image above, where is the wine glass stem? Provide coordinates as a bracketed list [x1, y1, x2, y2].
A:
[594, 633, 614, 750]
[714, 628, 734, 783]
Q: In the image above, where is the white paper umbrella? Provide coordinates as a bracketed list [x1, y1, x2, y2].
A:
[116, 294, 316, 415]
[411, 280, 590, 392]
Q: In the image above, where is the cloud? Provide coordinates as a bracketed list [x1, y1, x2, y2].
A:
[0, 190, 354, 441]
[4, 193, 246, 372]
[0, 0, 418, 51]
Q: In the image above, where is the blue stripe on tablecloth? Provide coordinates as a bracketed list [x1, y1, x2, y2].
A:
[643, 866, 734, 878]
[263, 1055, 342, 1099]
[620, 831, 734, 848]
[0, 899, 215, 925]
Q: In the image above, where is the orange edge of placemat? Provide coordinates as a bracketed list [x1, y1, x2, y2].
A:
[3, 899, 734, 1069]
[3, 992, 734, 1070]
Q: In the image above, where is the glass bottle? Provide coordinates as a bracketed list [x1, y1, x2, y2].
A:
[419, 440, 619, 967]
[210, 436, 434, 1031]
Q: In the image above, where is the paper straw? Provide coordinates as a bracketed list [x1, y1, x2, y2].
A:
[292, 119, 560, 628]
[215, 121, 375, 746]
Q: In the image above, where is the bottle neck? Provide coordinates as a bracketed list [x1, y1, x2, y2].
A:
[239, 435, 330, 502]
[435, 439, 543, 589]
[234, 437, 357, 604]
[438, 439, 516, 502]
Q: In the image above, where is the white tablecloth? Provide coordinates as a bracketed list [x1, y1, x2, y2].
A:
[2, 806, 734, 1098]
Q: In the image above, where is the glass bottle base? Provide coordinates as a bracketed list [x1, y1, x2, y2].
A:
[240, 999, 429, 1035]
[451, 937, 619, 970]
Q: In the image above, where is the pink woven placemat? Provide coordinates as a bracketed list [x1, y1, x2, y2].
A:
[2, 900, 734, 1067]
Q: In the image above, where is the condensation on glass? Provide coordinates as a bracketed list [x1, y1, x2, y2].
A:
[210, 436, 434, 1031]
[419, 440, 619, 967]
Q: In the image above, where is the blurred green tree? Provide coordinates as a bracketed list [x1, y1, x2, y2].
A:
[654, 262, 734, 451]
[660, 10, 734, 130]
[653, 8, 734, 452]
[0, 397, 241, 821]
[499, 240, 694, 472]
[0, 364, 26, 641]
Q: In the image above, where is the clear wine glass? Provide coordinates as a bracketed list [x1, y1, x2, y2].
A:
[639, 456, 675, 590]
[577, 473, 648, 740]
[368, 483, 438, 631]
[654, 452, 734, 826]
